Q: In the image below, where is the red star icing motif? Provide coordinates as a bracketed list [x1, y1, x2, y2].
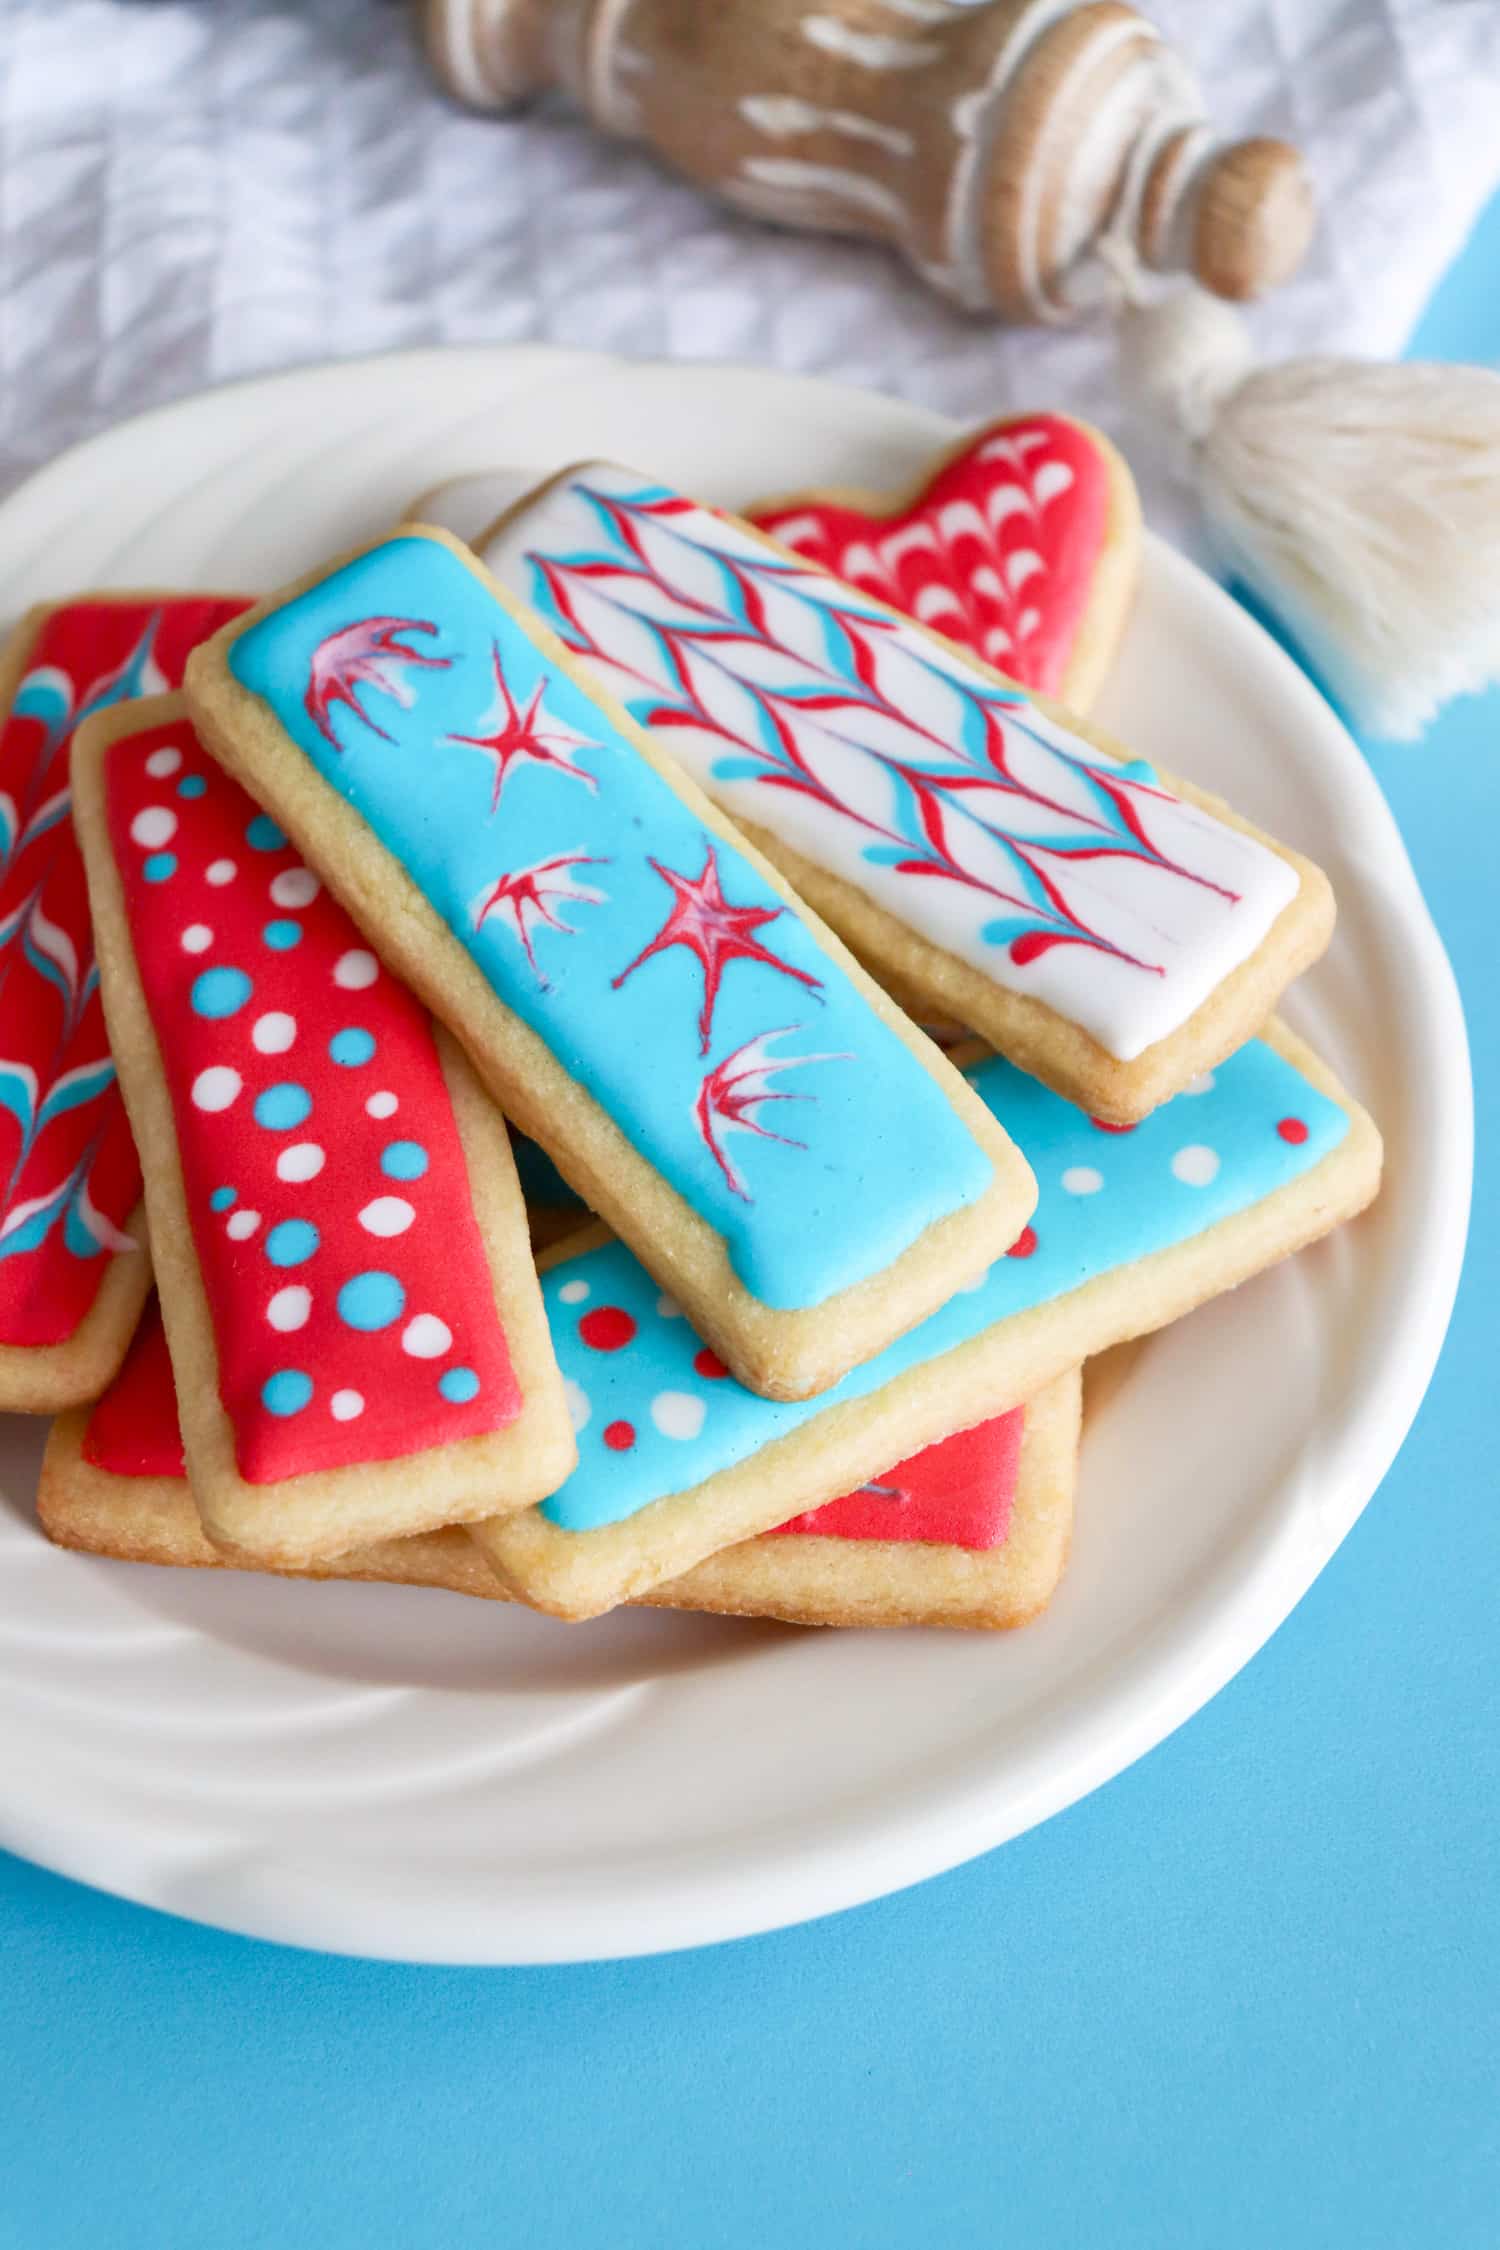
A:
[446, 641, 600, 810]
[472, 852, 608, 983]
[611, 844, 822, 1054]
[305, 617, 450, 748]
[693, 1024, 850, 1201]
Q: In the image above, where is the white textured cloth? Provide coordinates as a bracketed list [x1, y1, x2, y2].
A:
[1, 0, 1498, 546]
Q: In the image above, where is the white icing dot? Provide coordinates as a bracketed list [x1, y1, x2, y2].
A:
[1183, 1071, 1217, 1097]
[651, 1391, 706, 1441]
[145, 746, 182, 778]
[267, 1285, 311, 1333]
[330, 1388, 364, 1421]
[225, 1208, 261, 1241]
[656, 1293, 684, 1320]
[1061, 1165, 1103, 1196]
[334, 948, 378, 990]
[271, 867, 320, 908]
[206, 858, 237, 886]
[401, 1313, 451, 1359]
[191, 1065, 241, 1113]
[360, 1195, 415, 1237]
[1171, 1144, 1221, 1187]
[130, 805, 177, 849]
[180, 923, 213, 954]
[276, 1141, 325, 1183]
[558, 1279, 590, 1305]
[252, 1010, 297, 1054]
[364, 1090, 398, 1120]
[564, 1377, 591, 1434]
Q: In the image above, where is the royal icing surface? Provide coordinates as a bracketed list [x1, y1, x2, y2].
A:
[81, 1295, 184, 1479]
[101, 711, 522, 1484]
[0, 597, 247, 1348]
[83, 1296, 1025, 1552]
[228, 535, 994, 1310]
[538, 1037, 1348, 1533]
[482, 465, 1299, 1063]
[776, 1410, 1023, 1548]
[750, 415, 1110, 696]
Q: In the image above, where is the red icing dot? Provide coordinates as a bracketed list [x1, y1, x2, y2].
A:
[1277, 1116, 1309, 1144]
[1006, 1225, 1038, 1259]
[604, 1420, 636, 1451]
[579, 1305, 637, 1352]
[1090, 1117, 1137, 1134]
[693, 1346, 729, 1379]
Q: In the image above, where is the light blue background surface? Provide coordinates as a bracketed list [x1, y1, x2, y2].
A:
[4, 204, 1498, 2250]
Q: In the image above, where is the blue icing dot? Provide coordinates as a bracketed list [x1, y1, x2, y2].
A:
[191, 966, 252, 1019]
[177, 775, 207, 799]
[265, 1220, 319, 1267]
[209, 1186, 237, 1212]
[338, 1270, 405, 1332]
[262, 1369, 313, 1416]
[253, 1082, 311, 1130]
[247, 814, 286, 851]
[263, 919, 302, 950]
[330, 1027, 375, 1067]
[438, 1366, 480, 1404]
[380, 1139, 428, 1180]
[143, 852, 176, 882]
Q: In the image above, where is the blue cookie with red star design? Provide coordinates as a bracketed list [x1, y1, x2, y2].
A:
[183, 525, 1037, 1405]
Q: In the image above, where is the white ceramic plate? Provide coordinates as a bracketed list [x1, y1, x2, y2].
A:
[0, 350, 1471, 1964]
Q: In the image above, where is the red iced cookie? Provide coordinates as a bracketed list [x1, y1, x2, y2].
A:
[775, 1408, 1025, 1551]
[0, 596, 247, 1362]
[99, 712, 523, 1485]
[749, 412, 1137, 709]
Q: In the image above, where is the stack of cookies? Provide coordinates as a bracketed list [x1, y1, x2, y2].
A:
[3, 412, 1381, 1633]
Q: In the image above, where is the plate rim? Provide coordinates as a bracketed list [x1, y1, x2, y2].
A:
[0, 346, 1473, 1964]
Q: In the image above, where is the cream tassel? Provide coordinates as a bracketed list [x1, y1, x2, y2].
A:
[1115, 287, 1500, 741]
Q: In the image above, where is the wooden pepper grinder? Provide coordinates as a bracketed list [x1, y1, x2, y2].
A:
[419, 0, 1316, 320]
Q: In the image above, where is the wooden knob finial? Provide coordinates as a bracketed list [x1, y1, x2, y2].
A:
[420, 0, 1317, 321]
[1192, 138, 1316, 302]
[421, 0, 551, 108]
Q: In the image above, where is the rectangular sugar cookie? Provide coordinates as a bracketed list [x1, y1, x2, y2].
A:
[476, 462, 1335, 1123]
[37, 1299, 1078, 1632]
[475, 1020, 1380, 1618]
[656, 1366, 1079, 1630]
[182, 526, 1036, 1401]
[0, 592, 248, 1410]
[72, 694, 574, 1567]
[491, 1183, 1077, 1622]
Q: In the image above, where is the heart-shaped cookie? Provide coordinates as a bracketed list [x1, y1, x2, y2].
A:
[748, 411, 1138, 712]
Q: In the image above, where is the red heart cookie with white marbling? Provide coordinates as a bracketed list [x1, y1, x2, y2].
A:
[749, 411, 1138, 713]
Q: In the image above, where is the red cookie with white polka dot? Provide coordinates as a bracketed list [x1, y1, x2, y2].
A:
[71, 694, 575, 1569]
[37, 1294, 1080, 1633]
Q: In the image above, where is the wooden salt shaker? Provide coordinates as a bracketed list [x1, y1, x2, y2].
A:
[420, 0, 1315, 321]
